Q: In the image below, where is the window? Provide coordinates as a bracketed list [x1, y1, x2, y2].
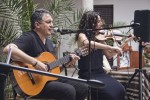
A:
[94, 5, 113, 27]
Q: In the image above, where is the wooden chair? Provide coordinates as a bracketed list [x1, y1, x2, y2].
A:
[117, 50, 145, 70]
[117, 44, 132, 70]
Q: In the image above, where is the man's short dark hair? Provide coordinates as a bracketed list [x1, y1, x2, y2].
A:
[30, 8, 51, 29]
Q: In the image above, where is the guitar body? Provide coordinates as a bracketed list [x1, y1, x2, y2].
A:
[13, 52, 60, 96]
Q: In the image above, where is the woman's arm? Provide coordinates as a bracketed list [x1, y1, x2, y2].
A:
[78, 33, 122, 59]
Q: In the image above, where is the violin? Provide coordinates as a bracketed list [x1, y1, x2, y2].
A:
[95, 30, 123, 46]
[95, 29, 135, 46]
[96, 30, 125, 40]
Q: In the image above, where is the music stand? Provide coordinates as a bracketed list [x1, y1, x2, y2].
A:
[0, 46, 13, 100]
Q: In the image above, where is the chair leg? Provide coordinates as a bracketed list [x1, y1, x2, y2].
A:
[24, 96, 27, 100]
[12, 88, 17, 100]
[71, 66, 78, 77]
[0, 74, 7, 100]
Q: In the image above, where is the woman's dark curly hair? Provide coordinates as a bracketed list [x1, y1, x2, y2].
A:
[75, 11, 101, 41]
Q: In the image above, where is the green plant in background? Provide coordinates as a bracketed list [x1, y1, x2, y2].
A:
[0, 0, 37, 98]
[0, 0, 37, 62]
[43, 0, 74, 44]
[45, 0, 74, 28]
[44, 0, 84, 46]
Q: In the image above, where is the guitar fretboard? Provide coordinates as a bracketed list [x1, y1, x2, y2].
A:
[48, 55, 71, 69]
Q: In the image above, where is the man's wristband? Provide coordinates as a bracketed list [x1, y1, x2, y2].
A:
[33, 61, 38, 67]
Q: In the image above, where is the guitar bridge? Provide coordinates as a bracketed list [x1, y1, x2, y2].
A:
[25, 66, 35, 85]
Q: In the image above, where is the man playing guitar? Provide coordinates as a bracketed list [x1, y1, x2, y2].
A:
[3, 8, 88, 100]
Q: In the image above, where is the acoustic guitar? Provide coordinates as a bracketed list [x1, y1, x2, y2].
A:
[13, 47, 88, 96]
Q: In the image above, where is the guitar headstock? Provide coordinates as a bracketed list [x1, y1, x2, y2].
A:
[75, 46, 89, 57]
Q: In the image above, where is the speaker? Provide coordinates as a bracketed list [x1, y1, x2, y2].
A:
[134, 10, 150, 42]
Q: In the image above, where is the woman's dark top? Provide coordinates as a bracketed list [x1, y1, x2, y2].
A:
[78, 48, 125, 100]
[78, 49, 105, 79]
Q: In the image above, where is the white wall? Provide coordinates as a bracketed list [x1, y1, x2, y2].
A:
[94, 0, 150, 51]
[93, 0, 150, 67]
[94, 0, 150, 25]
[73, 0, 93, 11]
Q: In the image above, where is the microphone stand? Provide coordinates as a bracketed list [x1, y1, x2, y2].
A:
[58, 23, 140, 35]
[125, 39, 143, 100]
[60, 30, 94, 100]
[0, 46, 12, 100]
[86, 31, 92, 100]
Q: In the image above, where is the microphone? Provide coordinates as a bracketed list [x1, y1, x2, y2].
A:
[131, 23, 140, 28]
[53, 27, 93, 34]
[53, 27, 77, 34]
[53, 27, 67, 33]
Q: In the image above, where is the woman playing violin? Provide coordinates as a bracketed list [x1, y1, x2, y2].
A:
[75, 11, 126, 100]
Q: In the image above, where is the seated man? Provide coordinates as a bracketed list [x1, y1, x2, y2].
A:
[3, 8, 88, 100]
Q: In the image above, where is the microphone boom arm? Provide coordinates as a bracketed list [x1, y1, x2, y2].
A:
[54, 23, 140, 35]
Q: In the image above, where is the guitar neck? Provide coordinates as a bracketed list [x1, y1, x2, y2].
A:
[46, 48, 85, 70]
[48, 55, 71, 69]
